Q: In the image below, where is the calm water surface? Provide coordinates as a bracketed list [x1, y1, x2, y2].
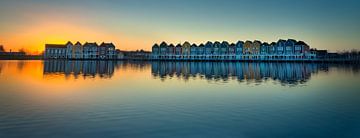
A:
[0, 60, 360, 138]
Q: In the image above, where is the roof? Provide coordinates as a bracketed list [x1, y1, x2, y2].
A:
[221, 41, 230, 45]
[45, 44, 66, 49]
[245, 40, 253, 44]
[236, 41, 244, 45]
[160, 42, 168, 47]
[205, 41, 213, 46]
[182, 41, 191, 47]
[287, 39, 297, 42]
[296, 41, 308, 46]
[152, 43, 159, 48]
[278, 39, 286, 43]
[212, 42, 221, 48]
[253, 40, 262, 44]
[75, 41, 82, 45]
[168, 44, 175, 47]
[100, 42, 115, 48]
[262, 42, 270, 46]
[176, 44, 182, 47]
[83, 42, 98, 47]
[66, 41, 73, 45]
[191, 44, 197, 47]
[213, 41, 221, 44]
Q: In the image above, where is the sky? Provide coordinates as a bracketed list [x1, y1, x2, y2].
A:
[0, 0, 359, 54]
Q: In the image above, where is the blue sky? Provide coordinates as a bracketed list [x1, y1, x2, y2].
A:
[0, 0, 359, 52]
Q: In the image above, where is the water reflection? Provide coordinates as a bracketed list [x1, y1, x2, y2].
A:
[2, 60, 360, 138]
[43, 60, 118, 79]
[42, 60, 360, 85]
[151, 61, 359, 85]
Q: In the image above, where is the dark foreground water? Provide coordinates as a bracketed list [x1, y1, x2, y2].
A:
[0, 60, 360, 138]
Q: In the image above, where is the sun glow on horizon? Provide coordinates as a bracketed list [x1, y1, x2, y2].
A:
[1, 20, 126, 54]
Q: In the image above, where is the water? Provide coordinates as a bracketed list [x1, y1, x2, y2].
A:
[0, 60, 360, 138]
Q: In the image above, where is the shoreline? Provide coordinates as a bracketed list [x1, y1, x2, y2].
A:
[1, 58, 359, 64]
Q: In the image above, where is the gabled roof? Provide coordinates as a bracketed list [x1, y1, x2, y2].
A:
[296, 41, 308, 46]
[236, 41, 244, 45]
[100, 42, 115, 48]
[213, 41, 221, 45]
[66, 41, 73, 45]
[286, 39, 297, 45]
[278, 39, 286, 43]
[205, 41, 213, 46]
[84, 42, 98, 47]
[262, 42, 269, 46]
[191, 44, 197, 47]
[99, 42, 106, 47]
[287, 39, 297, 42]
[213, 42, 221, 48]
[176, 44, 182, 47]
[198, 44, 205, 47]
[245, 40, 253, 44]
[75, 41, 82, 45]
[221, 41, 230, 45]
[168, 44, 175, 47]
[253, 40, 262, 44]
[182, 41, 191, 47]
[160, 41, 168, 47]
[152, 43, 159, 48]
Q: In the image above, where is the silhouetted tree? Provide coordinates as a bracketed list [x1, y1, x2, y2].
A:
[0, 45, 4, 52]
[18, 48, 28, 55]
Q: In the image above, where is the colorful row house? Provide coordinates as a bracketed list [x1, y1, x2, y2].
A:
[152, 39, 315, 60]
[45, 41, 120, 60]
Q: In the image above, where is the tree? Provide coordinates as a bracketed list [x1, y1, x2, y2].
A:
[18, 48, 28, 55]
[19, 48, 25, 53]
[0, 45, 4, 52]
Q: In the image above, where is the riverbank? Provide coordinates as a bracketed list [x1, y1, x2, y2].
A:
[135, 58, 360, 64]
[1, 57, 359, 64]
[0, 55, 43, 60]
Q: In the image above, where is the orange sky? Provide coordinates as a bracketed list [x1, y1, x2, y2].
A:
[0, 20, 154, 54]
[1, 0, 359, 54]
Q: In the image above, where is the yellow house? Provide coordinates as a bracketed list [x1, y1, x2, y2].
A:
[182, 41, 191, 56]
[253, 40, 261, 55]
[244, 41, 253, 55]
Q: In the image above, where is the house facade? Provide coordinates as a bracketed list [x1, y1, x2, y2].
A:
[83, 42, 98, 59]
[45, 41, 120, 60]
[66, 41, 73, 59]
[74, 42, 83, 59]
[45, 44, 67, 59]
[98, 43, 115, 59]
[151, 39, 316, 61]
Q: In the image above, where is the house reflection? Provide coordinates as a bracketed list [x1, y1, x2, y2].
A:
[151, 62, 325, 85]
[43, 60, 117, 79]
[42, 60, 359, 84]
